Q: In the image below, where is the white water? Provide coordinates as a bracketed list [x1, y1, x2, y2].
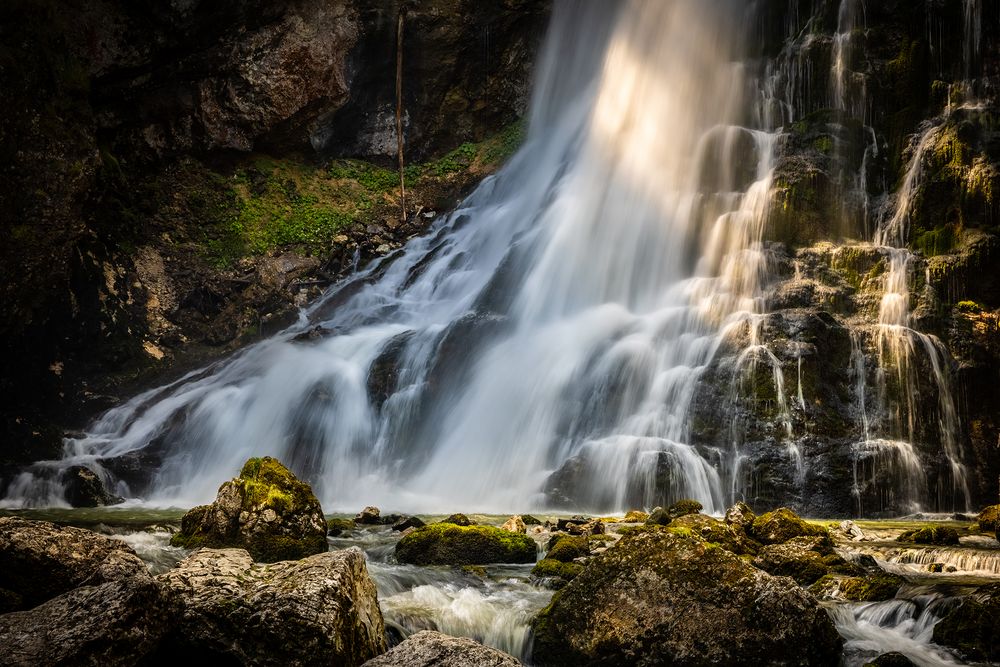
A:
[4, 0, 795, 513]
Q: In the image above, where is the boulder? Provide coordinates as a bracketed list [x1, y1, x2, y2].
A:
[896, 526, 960, 546]
[667, 499, 704, 520]
[979, 505, 1000, 532]
[546, 535, 589, 562]
[355, 506, 383, 524]
[0, 572, 172, 666]
[531, 531, 842, 666]
[501, 515, 527, 534]
[810, 573, 905, 602]
[932, 582, 1000, 662]
[724, 501, 757, 528]
[395, 523, 537, 565]
[752, 537, 831, 585]
[0, 517, 146, 610]
[392, 516, 426, 532]
[362, 630, 521, 667]
[837, 520, 866, 541]
[749, 507, 827, 545]
[864, 652, 918, 667]
[62, 465, 124, 507]
[623, 510, 649, 523]
[531, 558, 584, 587]
[170, 457, 328, 562]
[521, 515, 544, 526]
[441, 513, 475, 526]
[160, 547, 386, 666]
[328, 518, 357, 536]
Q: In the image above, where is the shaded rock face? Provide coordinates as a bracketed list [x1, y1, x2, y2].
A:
[395, 522, 537, 565]
[361, 630, 521, 667]
[170, 456, 327, 562]
[531, 530, 842, 667]
[159, 547, 386, 666]
[0, 517, 145, 610]
[0, 572, 172, 667]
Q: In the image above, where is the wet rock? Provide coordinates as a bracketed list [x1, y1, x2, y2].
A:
[160, 547, 385, 666]
[392, 516, 426, 532]
[395, 523, 537, 566]
[441, 513, 475, 526]
[521, 514, 544, 526]
[864, 652, 918, 667]
[501, 515, 527, 533]
[361, 630, 521, 667]
[724, 501, 757, 528]
[752, 537, 831, 585]
[932, 582, 1000, 662]
[646, 506, 671, 526]
[0, 572, 172, 666]
[62, 465, 124, 507]
[978, 505, 1000, 532]
[812, 573, 905, 602]
[0, 517, 145, 610]
[667, 499, 704, 519]
[750, 507, 828, 545]
[355, 506, 383, 524]
[531, 531, 842, 666]
[328, 518, 356, 536]
[837, 520, 866, 541]
[170, 456, 327, 562]
[531, 558, 584, 588]
[896, 526, 960, 546]
[546, 535, 589, 562]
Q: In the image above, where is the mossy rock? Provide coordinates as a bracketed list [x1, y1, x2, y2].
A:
[395, 523, 536, 565]
[326, 518, 355, 536]
[978, 505, 1000, 532]
[170, 457, 327, 563]
[750, 507, 827, 545]
[532, 558, 584, 586]
[670, 513, 761, 556]
[932, 583, 1000, 661]
[521, 515, 543, 526]
[837, 574, 906, 602]
[752, 539, 830, 585]
[440, 513, 475, 526]
[897, 526, 959, 545]
[546, 535, 589, 563]
[623, 510, 648, 523]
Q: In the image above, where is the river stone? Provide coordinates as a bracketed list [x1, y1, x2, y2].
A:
[749, 507, 827, 545]
[0, 571, 172, 666]
[501, 515, 527, 533]
[159, 547, 386, 666]
[0, 517, 146, 610]
[395, 523, 537, 565]
[531, 530, 842, 666]
[932, 582, 1000, 662]
[362, 630, 521, 667]
[62, 465, 124, 507]
[170, 456, 327, 562]
[356, 506, 382, 524]
[752, 537, 831, 585]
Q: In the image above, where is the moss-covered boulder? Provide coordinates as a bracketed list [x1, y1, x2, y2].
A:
[440, 513, 475, 526]
[623, 510, 648, 523]
[395, 523, 537, 565]
[670, 513, 761, 556]
[896, 526, 960, 546]
[724, 501, 756, 529]
[978, 505, 1000, 532]
[932, 582, 1000, 662]
[531, 558, 584, 587]
[750, 507, 827, 545]
[752, 537, 831, 585]
[531, 531, 842, 666]
[327, 518, 356, 536]
[546, 535, 589, 562]
[170, 456, 327, 562]
[811, 573, 905, 602]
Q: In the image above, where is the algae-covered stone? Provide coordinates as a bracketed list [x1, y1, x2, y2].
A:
[932, 582, 1000, 662]
[532, 558, 584, 587]
[521, 514, 543, 525]
[170, 456, 327, 562]
[896, 526, 960, 546]
[670, 513, 761, 556]
[977, 505, 1000, 532]
[531, 531, 842, 666]
[546, 535, 589, 562]
[834, 573, 906, 601]
[750, 507, 827, 545]
[623, 510, 649, 523]
[395, 523, 537, 565]
[440, 513, 475, 526]
[328, 518, 356, 536]
[667, 499, 703, 519]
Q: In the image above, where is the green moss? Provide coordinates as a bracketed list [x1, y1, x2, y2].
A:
[838, 574, 905, 602]
[813, 136, 834, 154]
[532, 558, 584, 581]
[897, 526, 960, 545]
[395, 523, 537, 565]
[237, 456, 316, 514]
[914, 224, 958, 256]
[326, 518, 355, 536]
[750, 507, 827, 545]
[440, 513, 475, 526]
[547, 536, 589, 562]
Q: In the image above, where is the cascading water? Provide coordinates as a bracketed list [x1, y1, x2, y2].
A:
[3, 0, 788, 513]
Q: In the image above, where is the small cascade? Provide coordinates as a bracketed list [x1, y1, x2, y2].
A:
[828, 589, 962, 667]
[877, 545, 1000, 577]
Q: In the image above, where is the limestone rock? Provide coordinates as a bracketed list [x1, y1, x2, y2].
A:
[170, 456, 327, 562]
[362, 630, 521, 667]
[0, 572, 171, 666]
[395, 523, 537, 566]
[0, 517, 145, 610]
[501, 515, 527, 534]
[356, 506, 382, 524]
[724, 501, 757, 528]
[159, 547, 386, 666]
[531, 531, 842, 666]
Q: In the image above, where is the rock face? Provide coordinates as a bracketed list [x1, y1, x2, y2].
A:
[531, 530, 842, 666]
[170, 456, 327, 562]
[0, 517, 146, 610]
[932, 582, 1000, 662]
[362, 630, 521, 667]
[160, 547, 386, 666]
[0, 572, 172, 666]
[395, 522, 537, 565]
